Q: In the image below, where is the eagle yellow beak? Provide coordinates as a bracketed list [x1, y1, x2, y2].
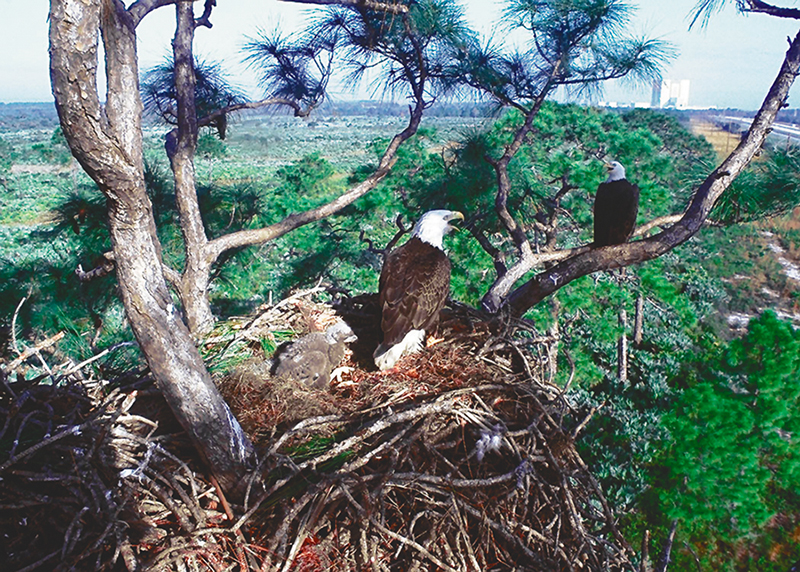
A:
[448, 211, 464, 231]
[604, 162, 614, 171]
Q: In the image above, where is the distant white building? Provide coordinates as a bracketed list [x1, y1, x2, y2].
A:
[651, 79, 691, 109]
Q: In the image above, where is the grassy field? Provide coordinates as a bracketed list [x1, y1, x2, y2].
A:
[689, 118, 742, 159]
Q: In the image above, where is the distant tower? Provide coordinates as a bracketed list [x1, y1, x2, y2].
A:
[676, 79, 691, 108]
[651, 78, 663, 108]
[651, 78, 691, 108]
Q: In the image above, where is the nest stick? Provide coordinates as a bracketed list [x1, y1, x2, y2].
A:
[369, 517, 459, 572]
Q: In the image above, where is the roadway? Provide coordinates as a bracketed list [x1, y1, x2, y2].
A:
[716, 114, 800, 145]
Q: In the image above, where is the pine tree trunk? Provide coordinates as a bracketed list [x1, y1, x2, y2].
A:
[170, 0, 216, 336]
[633, 292, 644, 348]
[49, 0, 255, 497]
[617, 308, 628, 384]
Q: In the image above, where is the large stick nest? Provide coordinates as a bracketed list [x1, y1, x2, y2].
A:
[0, 288, 635, 571]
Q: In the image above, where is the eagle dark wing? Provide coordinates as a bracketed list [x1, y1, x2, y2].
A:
[593, 179, 640, 246]
[379, 237, 451, 347]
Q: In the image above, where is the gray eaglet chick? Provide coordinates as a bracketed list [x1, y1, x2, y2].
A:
[274, 321, 357, 388]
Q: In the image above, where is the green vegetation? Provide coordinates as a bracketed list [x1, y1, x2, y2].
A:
[658, 311, 800, 570]
[1, 100, 799, 569]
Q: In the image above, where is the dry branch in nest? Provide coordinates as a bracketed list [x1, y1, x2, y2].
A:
[0, 288, 637, 571]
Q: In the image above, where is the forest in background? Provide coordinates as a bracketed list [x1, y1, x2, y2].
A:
[1, 97, 800, 569]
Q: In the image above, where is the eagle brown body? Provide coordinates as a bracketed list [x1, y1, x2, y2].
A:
[373, 210, 462, 371]
[378, 236, 451, 349]
[593, 161, 640, 247]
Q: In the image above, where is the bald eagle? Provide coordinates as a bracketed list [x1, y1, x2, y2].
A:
[373, 210, 464, 371]
[593, 161, 640, 247]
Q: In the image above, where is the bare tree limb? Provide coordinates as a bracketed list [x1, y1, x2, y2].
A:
[75, 252, 116, 283]
[195, 0, 216, 29]
[6, 332, 66, 372]
[50, 0, 257, 496]
[204, 99, 425, 263]
[128, 0, 176, 27]
[630, 214, 683, 238]
[480, 64, 563, 313]
[743, 0, 800, 20]
[198, 97, 319, 127]
[469, 225, 508, 277]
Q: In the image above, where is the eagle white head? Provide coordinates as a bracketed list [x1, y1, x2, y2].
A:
[412, 210, 464, 250]
[605, 161, 626, 182]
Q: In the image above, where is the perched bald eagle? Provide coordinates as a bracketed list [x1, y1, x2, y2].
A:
[593, 161, 640, 247]
[373, 210, 464, 371]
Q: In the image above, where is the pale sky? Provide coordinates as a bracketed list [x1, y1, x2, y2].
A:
[1, 0, 800, 110]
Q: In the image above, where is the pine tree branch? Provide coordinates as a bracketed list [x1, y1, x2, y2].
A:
[744, 0, 800, 20]
[204, 98, 426, 262]
[128, 0, 176, 27]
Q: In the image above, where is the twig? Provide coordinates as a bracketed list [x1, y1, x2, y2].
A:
[449, 495, 482, 572]
[13, 549, 60, 572]
[571, 401, 604, 440]
[57, 341, 137, 378]
[0, 399, 109, 473]
[6, 331, 66, 371]
[209, 473, 235, 522]
[11, 296, 27, 355]
[391, 470, 517, 488]
[278, 487, 331, 572]
[370, 517, 459, 572]
[455, 497, 544, 565]
[62, 506, 90, 559]
[380, 213, 410, 255]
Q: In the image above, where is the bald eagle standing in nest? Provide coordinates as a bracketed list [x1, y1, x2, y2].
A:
[593, 161, 640, 246]
[373, 210, 464, 371]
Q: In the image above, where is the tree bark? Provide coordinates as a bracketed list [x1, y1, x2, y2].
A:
[633, 292, 644, 348]
[504, 27, 800, 317]
[480, 93, 550, 313]
[618, 308, 628, 383]
[169, 0, 215, 335]
[49, 0, 255, 497]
